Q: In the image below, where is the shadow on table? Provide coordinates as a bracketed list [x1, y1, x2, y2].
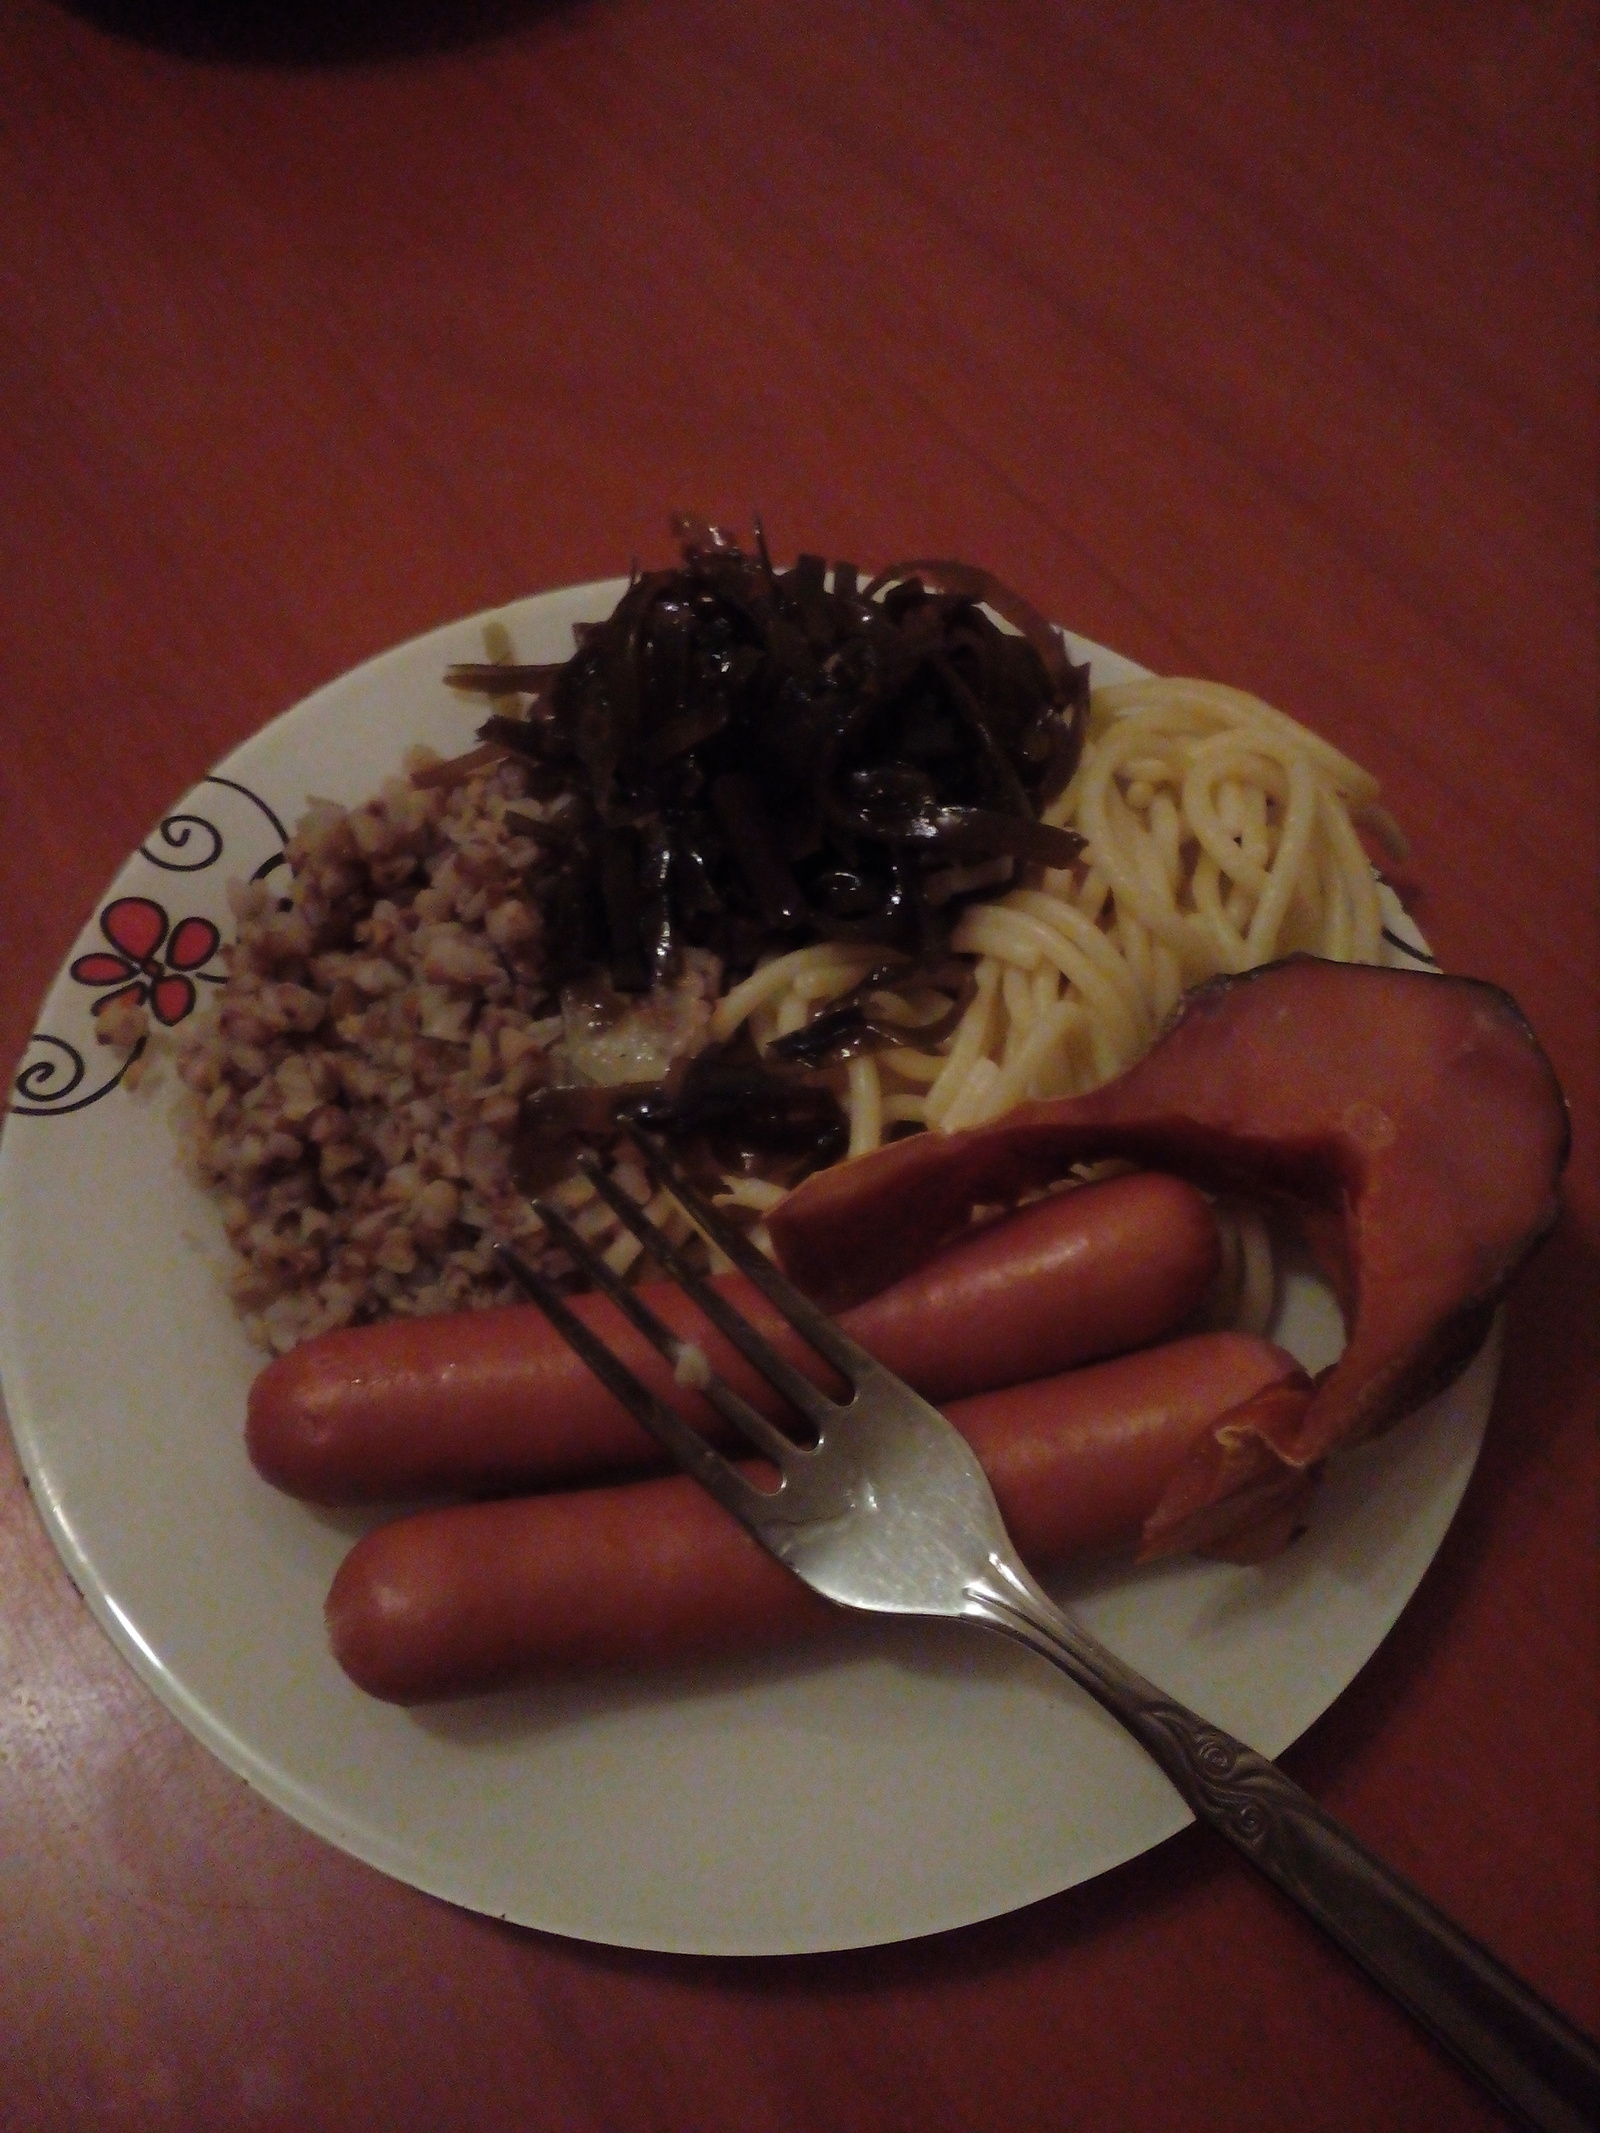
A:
[56, 0, 571, 65]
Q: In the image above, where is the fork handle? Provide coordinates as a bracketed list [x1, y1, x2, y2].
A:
[968, 1582, 1600, 2133]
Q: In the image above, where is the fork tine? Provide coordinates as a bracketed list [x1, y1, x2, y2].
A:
[526, 1195, 809, 1469]
[493, 1241, 774, 1528]
[620, 1129, 888, 1390]
[576, 1150, 846, 1434]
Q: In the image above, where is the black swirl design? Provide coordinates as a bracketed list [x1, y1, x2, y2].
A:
[138, 775, 288, 877]
[139, 812, 225, 872]
[10, 1033, 146, 1116]
[14, 1034, 85, 1105]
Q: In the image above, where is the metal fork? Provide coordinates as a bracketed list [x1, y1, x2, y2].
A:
[498, 1131, 1598, 2133]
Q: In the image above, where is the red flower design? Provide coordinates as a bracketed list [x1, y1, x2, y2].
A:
[71, 896, 222, 1026]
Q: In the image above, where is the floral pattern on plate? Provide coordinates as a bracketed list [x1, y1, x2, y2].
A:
[9, 774, 287, 1118]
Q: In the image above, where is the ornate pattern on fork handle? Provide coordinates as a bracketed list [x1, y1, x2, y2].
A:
[510, 1133, 1599, 2133]
[963, 1572, 1600, 2133]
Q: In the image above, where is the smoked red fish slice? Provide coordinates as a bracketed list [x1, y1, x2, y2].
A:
[770, 958, 1568, 1498]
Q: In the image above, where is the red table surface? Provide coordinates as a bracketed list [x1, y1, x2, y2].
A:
[1, 3, 1594, 2129]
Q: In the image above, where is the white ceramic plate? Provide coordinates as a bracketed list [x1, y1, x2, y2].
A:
[0, 583, 1488, 1956]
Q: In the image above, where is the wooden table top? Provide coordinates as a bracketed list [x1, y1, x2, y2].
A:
[2, 3, 1594, 2128]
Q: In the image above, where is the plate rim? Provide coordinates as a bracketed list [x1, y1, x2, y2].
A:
[0, 581, 1490, 1955]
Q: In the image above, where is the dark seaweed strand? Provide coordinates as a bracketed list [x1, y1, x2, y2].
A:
[1382, 926, 1440, 968]
[458, 528, 1087, 996]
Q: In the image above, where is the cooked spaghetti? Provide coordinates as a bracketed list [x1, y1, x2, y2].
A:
[710, 676, 1405, 1149]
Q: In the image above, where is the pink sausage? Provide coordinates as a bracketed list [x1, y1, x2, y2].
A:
[326, 1330, 1307, 1702]
[251, 1171, 1221, 1503]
